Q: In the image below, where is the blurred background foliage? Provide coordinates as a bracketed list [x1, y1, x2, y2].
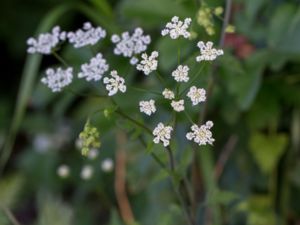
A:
[1, 0, 300, 225]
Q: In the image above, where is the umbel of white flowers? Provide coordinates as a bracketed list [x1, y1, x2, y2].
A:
[27, 17, 224, 147]
[111, 27, 151, 65]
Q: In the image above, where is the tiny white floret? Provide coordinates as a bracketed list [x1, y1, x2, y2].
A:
[187, 86, 206, 105]
[139, 99, 156, 116]
[103, 70, 126, 96]
[196, 41, 223, 62]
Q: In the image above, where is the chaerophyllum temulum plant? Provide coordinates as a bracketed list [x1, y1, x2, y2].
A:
[27, 14, 225, 225]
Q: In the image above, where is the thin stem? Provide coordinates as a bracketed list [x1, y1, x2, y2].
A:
[184, 111, 195, 124]
[65, 87, 107, 99]
[0, 204, 21, 225]
[131, 86, 161, 96]
[155, 71, 167, 86]
[179, 64, 205, 96]
[166, 147, 195, 225]
[52, 51, 69, 67]
[115, 110, 152, 135]
[177, 41, 181, 65]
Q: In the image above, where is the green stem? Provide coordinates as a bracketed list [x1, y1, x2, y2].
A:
[114, 110, 152, 135]
[155, 71, 167, 86]
[131, 86, 161, 96]
[52, 51, 69, 67]
[179, 64, 205, 96]
[166, 147, 195, 225]
[0, 204, 21, 225]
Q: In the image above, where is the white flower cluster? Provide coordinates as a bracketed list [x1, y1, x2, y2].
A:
[81, 165, 94, 180]
[162, 88, 175, 100]
[41, 67, 73, 92]
[57, 164, 70, 178]
[136, 51, 159, 75]
[196, 41, 224, 62]
[186, 121, 215, 146]
[172, 65, 189, 82]
[27, 26, 66, 54]
[139, 100, 156, 116]
[153, 123, 173, 147]
[161, 16, 192, 39]
[103, 70, 126, 96]
[67, 22, 106, 48]
[78, 53, 109, 81]
[101, 158, 114, 172]
[187, 86, 206, 105]
[171, 100, 185, 112]
[111, 28, 151, 65]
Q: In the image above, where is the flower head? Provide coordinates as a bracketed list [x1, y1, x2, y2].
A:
[186, 121, 214, 146]
[78, 53, 109, 81]
[81, 165, 93, 180]
[187, 86, 206, 105]
[171, 99, 185, 112]
[79, 120, 101, 156]
[172, 65, 189, 82]
[57, 165, 70, 178]
[139, 100, 156, 116]
[87, 148, 99, 160]
[161, 16, 192, 39]
[67, 22, 106, 48]
[153, 123, 173, 147]
[136, 51, 159, 75]
[27, 26, 66, 54]
[41, 67, 73, 92]
[103, 70, 127, 96]
[162, 88, 175, 100]
[101, 158, 114, 172]
[196, 41, 223, 62]
[111, 28, 151, 65]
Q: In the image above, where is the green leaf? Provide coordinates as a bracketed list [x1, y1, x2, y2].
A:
[0, 4, 73, 173]
[236, 195, 276, 225]
[36, 194, 73, 225]
[220, 51, 268, 110]
[205, 188, 239, 206]
[119, 0, 192, 28]
[0, 174, 24, 208]
[249, 132, 288, 174]
[268, 4, 300, 54]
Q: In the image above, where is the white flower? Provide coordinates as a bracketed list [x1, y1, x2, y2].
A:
[171, 99, 185, 112]
[172, 65, 189, 82]
[41, 67, 73, 92]
[101, 158, 114, 172]
[87, 148, 99, 160]
[78, 53, 109, 81]
[196, 41, 224, 62]
[187, 86, 206, 105]
[33, 134, 52, 153]
[27, 26, 66, 54]
[57, 165, 70, 178]
[81, 165, 94, 180]
[139, 100, 156, 116]
[153, 123, 173, 147]
[111, 28, 151, 65]
[162, 88, 175, 100]
[136, 51, 158, 75]
[186, 121, 215, 146]
[103, 70, 126, 96]
[161, 16, 192, 39]
[67, 22, 106, 48]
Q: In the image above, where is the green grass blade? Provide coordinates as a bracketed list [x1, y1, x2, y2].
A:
[0, 4, 73, 174]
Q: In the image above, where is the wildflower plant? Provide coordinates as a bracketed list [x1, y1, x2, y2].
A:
[26, 11, 227, 224]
